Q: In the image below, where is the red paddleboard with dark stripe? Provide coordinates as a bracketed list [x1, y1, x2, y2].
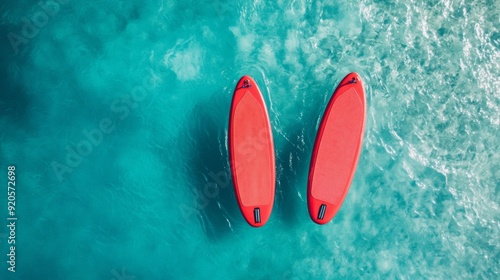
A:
[308, 72, 366, 224]
[229, 76, 275, 227]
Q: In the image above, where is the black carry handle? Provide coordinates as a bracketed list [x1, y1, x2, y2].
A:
[254, 208, 261, 224]
[317, 204, 327, 220]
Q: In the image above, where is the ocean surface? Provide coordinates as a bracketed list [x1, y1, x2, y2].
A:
[1, 0, 499, 279]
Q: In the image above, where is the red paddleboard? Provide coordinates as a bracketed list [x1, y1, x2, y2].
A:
[308, 72, 366, 224]
[229, 76, 275, 227]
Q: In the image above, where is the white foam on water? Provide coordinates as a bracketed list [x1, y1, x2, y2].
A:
[229, 26, 256, 57]
[201, 25, 216, 42]
[163, 39, 204, 81]
[376, 250, 397, 273]
[286, 0, 306, 20]
[258, 42, 277, 69]
[285, 30, 299, 54]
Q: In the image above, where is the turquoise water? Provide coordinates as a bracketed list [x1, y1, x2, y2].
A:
[1, 0, 499, 279]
